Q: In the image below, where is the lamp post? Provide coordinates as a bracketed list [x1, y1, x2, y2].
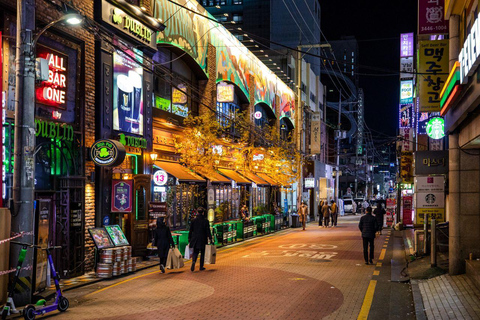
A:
[11, 9, 83, 304]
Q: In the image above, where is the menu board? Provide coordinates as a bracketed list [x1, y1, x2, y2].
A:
[89, 228, 115, 249]
[105, 225, 129, 246]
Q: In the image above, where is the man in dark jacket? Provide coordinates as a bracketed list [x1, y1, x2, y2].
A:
[373, 203, 386, 235]
[188, 207, 213, 272]
[318, 200, 324, 226]
[358, 207, 378, 265]
[321, 201, 331, 228]
[154, 217, 174, 273]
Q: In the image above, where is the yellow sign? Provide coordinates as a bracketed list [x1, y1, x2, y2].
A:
[217, 82, 234, 103]
[400, 151, 414, 183]
[418, 40, 449, 112]
[416, 208, 445, 224]
[172, 84, 187, 104]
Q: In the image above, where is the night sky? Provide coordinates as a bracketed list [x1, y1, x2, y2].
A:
[321, 1, 417, 137]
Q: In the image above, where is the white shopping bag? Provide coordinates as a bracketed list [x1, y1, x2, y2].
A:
[184, 244, 194, 260]
[204, 244, 216, 265]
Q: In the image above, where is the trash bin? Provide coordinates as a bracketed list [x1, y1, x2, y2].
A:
[291, 214, 300, 228]
[172, 231, 189, 256]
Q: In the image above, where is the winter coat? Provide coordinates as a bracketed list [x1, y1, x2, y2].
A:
[188, 215, 213, 250]
[359, 212, 378, 239]
[331, 203, 338, 215]
[154, 223, 174, 259]
[298, 205, 308, 222]
[374, 207, 386, 227]
[321, 204, 330, 217]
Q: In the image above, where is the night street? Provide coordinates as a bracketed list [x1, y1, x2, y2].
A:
[40, 217, 412, 320]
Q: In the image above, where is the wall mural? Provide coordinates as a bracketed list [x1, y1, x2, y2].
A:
[152, 0, 295, 123]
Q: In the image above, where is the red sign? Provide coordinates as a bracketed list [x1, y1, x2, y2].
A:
[418, 0, 449, 35]
[402, 196, 413, 225]
[36, 46, 68, 108]
[386, 198, 396, 209]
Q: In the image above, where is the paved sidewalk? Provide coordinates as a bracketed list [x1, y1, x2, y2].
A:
[415, 274, 480, 320]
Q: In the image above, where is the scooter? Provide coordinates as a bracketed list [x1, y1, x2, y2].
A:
[1, 241, 69, 320]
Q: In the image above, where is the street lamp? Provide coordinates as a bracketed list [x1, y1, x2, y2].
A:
[33, 13, 84, 48]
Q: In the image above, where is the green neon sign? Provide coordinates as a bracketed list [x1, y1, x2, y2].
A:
[426, 117, 445, 140]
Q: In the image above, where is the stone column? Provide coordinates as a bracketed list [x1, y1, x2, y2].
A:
[449, 15, 460, 69]
[449, 133, 462, 274]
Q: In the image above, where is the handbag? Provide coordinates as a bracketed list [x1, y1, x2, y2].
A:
[184, 244, 193, 260]
[166, 247, 184, 269]
[204, 244, 217, 265]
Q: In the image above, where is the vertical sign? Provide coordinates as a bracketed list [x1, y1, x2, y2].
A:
[418, 40, 449, 112]
[400, 151, 414, 183]
[418, 0, 449, 35]
[399, 104, 414, 128]
[400, 80, 414, 104]
[400, 33, 414, 57]
[111, 180, 133, 212]
[402, 196, 413, 225]
[0, 31, 3, 206]
[310, 112, 321, 154]
[399, 128, 414, 152]
[400, 57, 414, 79]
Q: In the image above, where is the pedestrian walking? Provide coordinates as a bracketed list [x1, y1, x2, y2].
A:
[321, 201, 331, 228]
[330, 200, 338, 227]
[298, 202, 308, 230]
[358, 207, 379, 265]
[362, 199, 369, 214]
[374, 203, 386, 235]
[318, 200, 324, 226]
[153, 217, 175, 273]
[188, 207, 213, 272]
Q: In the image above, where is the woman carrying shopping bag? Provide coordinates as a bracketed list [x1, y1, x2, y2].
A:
[154, 217, 174, 273]
[188, 207, 213, 272]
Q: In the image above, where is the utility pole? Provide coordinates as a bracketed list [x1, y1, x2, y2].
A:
[364, 147, 368, 197]
[11, 0, 36, 304]
[296, 48, 303, 210]
[335, 89, 341, 202]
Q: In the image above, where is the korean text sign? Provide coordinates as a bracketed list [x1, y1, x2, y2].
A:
[418, 0, 448, 35]
[418, 40, 449, 112]
[400, 33, 414, 57]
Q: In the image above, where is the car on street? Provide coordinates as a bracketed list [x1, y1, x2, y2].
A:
[343, 198, 354, 213]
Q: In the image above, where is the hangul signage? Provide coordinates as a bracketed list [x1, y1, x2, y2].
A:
[418, 0, 448, 35]
[415, 150, 448, 175]
[400, 57, 414, 79]
[399, 104, 414, 128]
[400, 33, 414, 57]
[415, 176, 445, 192]
[399, 128, 414, 152]
[400, 151, 414, 183]
[418, 40, 449, 112]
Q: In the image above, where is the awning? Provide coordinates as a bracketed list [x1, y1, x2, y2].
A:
[256, 173, 279, 187]
[218, 168, 251, 185]
[201, 170, 231, 184]
[240, 171, 269, 186]
[154, 161, 205, 182]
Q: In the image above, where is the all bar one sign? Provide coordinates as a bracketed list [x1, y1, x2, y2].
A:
[36, 47, 68, 108]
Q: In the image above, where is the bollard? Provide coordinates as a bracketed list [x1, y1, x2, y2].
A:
[431, 219, 437, 267]
[424, 213, 429, 255]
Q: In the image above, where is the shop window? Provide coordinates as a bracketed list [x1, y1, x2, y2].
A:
[216, 102, 240, 134]
[232, 14, 243, 23]
[233, 0, 242, 4]
[254, 105, 270, 129]
[215, 15, 228, 22]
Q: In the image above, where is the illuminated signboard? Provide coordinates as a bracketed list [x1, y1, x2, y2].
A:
[254, 111, 262, 120]
[400, 33, 414, 57]
[217, 82, 234, 103]
[153, 170, 168, 186]
[172, 84, 187, 104]
[113, 47, 144, 135]
[36, 47, 68, 108]
[304, 178, 315, 188]
[400, 80, 413, 104]
[253, 153, 264, 161]
[426, 117, 445, 139]
[90, 139, 126, 167]
[399, 104, 413, 128]
[459, 15, 480, 84]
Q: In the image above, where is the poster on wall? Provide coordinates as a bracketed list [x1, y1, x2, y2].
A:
[418, 0, 448, 35]
[113, 47, 144, 135]
[111, 179, 133, 212]
[418, 40, 449, 112]
[105, 225, 129, 246]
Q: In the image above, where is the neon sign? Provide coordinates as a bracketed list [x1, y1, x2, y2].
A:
[36, 47, 68, 108]
[426, 117, 445, 139]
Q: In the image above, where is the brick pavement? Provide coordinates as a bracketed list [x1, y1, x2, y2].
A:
[417, 274, 480, 320]
[50, 215, 385, 320]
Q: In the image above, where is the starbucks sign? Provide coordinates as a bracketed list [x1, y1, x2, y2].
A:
[426, 117, 445, 140]
[90, 139, 126, 167]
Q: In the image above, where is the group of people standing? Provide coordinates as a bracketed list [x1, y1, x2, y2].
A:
[318, 200, 339, 228]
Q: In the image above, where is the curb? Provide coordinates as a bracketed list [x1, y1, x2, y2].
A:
[410, 279, 427, 320]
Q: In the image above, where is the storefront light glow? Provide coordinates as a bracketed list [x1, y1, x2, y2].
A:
[426, 117, 445, 139]
[153, 170, 168, 186]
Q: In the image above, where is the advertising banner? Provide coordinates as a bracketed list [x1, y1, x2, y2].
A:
[399, 104, 414, 128]
[402, 196, 413, 225]
[415, 150, 448, 175]
[400, 33, 414, 57]
[399, 128, 414, 152]
[111, 180, 133, 212]
[418, 40, 449, 112]
[400, 80, 414, 104]
[416, 208, 445, 224]
[418, 0, 449, 35]
[416, 192, 445, 208]
[310, 112, 321, 154]
[105, 225, 129, 246]
[113, 47, 144, 135]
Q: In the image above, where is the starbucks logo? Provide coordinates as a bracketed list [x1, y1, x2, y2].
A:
[425, 194, 436, 204]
